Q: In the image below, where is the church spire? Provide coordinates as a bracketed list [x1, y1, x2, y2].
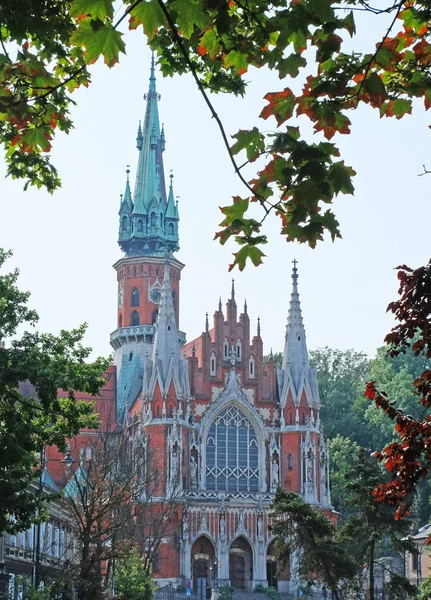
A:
[118, 55, 179, 258]
[282, 260, 310, 378]
[152, 261, 181, 374]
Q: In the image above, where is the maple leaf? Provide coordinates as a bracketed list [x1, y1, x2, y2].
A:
[260, 88, 295, 125]
[71, 20, 125, 67]
[70, 0, 114, 21]
[171, 0, 211, 40]
[229, 245, 265, 271]
[129, 0, 166, 38]
[230, 128, 265, 162]
[223, 50, 248, 75]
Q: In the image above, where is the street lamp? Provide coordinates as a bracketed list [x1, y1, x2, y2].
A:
[61, 451, 76, 469]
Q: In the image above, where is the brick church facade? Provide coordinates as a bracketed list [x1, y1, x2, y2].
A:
[48, 58, 333, 596]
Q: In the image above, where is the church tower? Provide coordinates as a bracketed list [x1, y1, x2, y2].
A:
[111, 56, 185, 420]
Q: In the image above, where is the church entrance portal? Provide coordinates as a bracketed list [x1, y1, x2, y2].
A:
[229, 537, 253, 591]
[191, 536, 216, 599]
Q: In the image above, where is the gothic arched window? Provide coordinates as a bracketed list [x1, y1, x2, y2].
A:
[137, 219, 144, 234]
[168, 222, 174, 236]
[121, 216, 128, 232]
[205, 405, 259, 492]
[150, 212, 156, 228]
[249, 355, 255, 378]
[131, 288, 139, 307]
[131, 311, 140, 326]
[210, 352, 216, 376]
[223, 338, 229, 359]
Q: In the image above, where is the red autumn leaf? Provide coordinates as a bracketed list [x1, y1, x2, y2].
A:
[260, 88, 295, 126]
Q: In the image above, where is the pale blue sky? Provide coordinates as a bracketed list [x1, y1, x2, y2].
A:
[1, 13, 430, 360]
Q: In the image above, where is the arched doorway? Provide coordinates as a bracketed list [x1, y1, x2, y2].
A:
[229, 536, 253, 591]
[266, 541, 278, 589]
[191, 536, 216, 599]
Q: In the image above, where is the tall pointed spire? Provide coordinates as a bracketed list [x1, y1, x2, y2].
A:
[282, 260, 310, 378]
[231, 278, 235, 299]
[152, 261, 181, 374]
[118, 55, 179, 257]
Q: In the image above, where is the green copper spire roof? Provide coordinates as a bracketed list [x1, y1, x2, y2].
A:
[118, 54, 180, 257]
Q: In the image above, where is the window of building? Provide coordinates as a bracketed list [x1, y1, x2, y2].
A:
[210, 352, 217, 376]
[150, 212, 156, 228]
[205, 405, 259, 492]
[249, 355, 255, 378]
[288, 454, 293, 469]
[137, 219, 144, 234]
[131, 311, 140, 326]
[133, 267, 137, 277]
[236, 340, 242, 360]
[223, 338, 229, 359]
[152, 310, 158, 324]
[121, 216, 128, 232]
[131, 288, 139, 307]
[168, 222, 174, 236]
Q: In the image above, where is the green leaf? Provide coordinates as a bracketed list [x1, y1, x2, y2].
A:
[230, 128, 265, 162]
[392, 99, 412, 119]
[198, 28, 221, 59]
[230, 245, 265, 271]
[129, 0, 166, 38]
[71, 20, 125, 67]
[328, 161, 355, 195]
[219, 196, 249, 226]
[223, 50, 249, 74]
[70, 0, 114, 21]
[278, 53, 307, 78]
[171, 0, 211, 40]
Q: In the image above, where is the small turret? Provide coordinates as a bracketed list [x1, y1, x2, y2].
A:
[136, 121, 143, 150]
[161, 124, 166, 152]
[282, 260, 309, 380]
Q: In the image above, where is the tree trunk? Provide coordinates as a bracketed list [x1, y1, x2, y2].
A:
[369, 539, 375, 600]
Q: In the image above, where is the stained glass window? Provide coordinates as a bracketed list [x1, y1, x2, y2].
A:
[206, 405, 259, 492]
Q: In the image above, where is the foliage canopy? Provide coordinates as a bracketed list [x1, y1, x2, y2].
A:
[2, 0, 431, 267]
[0, 248, 109, 532]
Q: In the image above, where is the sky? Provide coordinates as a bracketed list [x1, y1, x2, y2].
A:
[1, 11, 431, 361]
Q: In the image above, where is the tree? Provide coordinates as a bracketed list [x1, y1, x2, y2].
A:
[115, 545, 155, 600]
[365, 344, 431, 446]
[365, 261, 431, 524]
[342, 448, 415, 600]
[310, 347, 371, 444]
[1, 1, 431, 268]
[419, 576, 431, 600]
[270, 489, 357, 600]
[63, 426, 181, 600]
[327, 435, 359, 516]
[0, 248, 109, 532]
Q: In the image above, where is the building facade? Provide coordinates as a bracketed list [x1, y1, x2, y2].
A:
[102, 57, 333, 596]
[43, 57, 334, 597]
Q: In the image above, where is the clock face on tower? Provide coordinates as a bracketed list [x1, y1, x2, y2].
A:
[150, 287, 161, 304]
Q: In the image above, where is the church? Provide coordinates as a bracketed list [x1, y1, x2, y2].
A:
[48, 58, 333, 596]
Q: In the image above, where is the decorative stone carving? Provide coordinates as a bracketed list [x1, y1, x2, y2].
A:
[190, 456, 198, 490]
